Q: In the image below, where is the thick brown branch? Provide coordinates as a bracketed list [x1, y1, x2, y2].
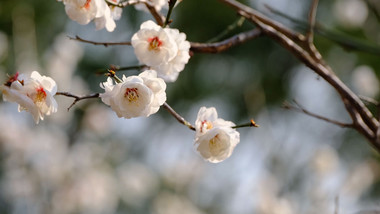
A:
[162, 102, 196, 131]
[68, 35, 131, 47]
[145, 4, 165, 26]
[219, 0, 380, 150]
[56, 92, 100, 111]
[190, 28, 262, 53]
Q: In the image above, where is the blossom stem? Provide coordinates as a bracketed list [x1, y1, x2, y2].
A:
[163, 0, 177, 27]
[96, 65, 147, 74]
[231, 119, 259, 129]
[112, 76, 123, 84]
[107, 70, 123, 83]
[162, 102, 196, 131]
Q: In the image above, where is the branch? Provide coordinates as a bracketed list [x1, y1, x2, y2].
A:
[283, 101, 353, 128]
[56, 92, 100, 111]
[207, 17, 246, 43]
[145, 4, 165, 26]
[364, 0, 380, 23]
[219, 0, 380, 150]
[163, 0, 177, 27]
[306, 0, 319, 43]
[190, 28, 262, 53]
[162, 102, 196, 131]
[232, 119, 260, 129]
[68, 35, 131, 46]
[265, 4, 380, 56]
[360, 95, 380, 106]
[96, 65, 147, 75]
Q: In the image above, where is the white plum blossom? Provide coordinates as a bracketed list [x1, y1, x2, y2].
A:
[194, 107, 240, 163]
[132, 21, 178, 67]
[131, 20, 190, 82]
[100, 70, 166, 119]
[0, 71, 58, 124]
[156, 28, 191, 82]
[62, 0, 116, 32]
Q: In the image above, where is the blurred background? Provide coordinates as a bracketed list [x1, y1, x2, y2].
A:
[0, 0, 380, 213]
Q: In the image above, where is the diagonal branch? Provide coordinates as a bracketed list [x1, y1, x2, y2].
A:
[218, 0, 380, 150]
[162, 102, 196, 131]
[190, 28, 262, 53]
[56, 92, 100, 111]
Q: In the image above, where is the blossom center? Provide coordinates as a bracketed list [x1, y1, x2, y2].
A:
[82, 0, 92, 9]
[147, 37, 163, 51]
[33, 87, 47, 104]
[200, 120, 213, 133]
[209, 134, 223, 155]
[124, 88, 139, 102]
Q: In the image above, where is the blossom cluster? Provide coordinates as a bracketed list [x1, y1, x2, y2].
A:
[0, 1, 243, 163]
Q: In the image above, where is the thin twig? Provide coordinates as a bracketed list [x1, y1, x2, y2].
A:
[56, 92, 100, 111]
[163, 0, 177, 27]
[360, 95, 380, 106]
[207, 16, 246, 43]
[96, 65, 147, 75]
[68, 35, 131, 47]
[232, 119, 259, 129]
[265, 4, 380, 56]
[306, 0, 319, 44]
[283, 101, 353, 128]
[162, 102, 196, 131]
[191, 28, 262, 53]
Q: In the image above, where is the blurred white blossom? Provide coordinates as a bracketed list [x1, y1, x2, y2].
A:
[334, 0, 368, 28]
[352, 65, 379, 98]
[152, 191, 205, 214]
[117, 162, 159, 207]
